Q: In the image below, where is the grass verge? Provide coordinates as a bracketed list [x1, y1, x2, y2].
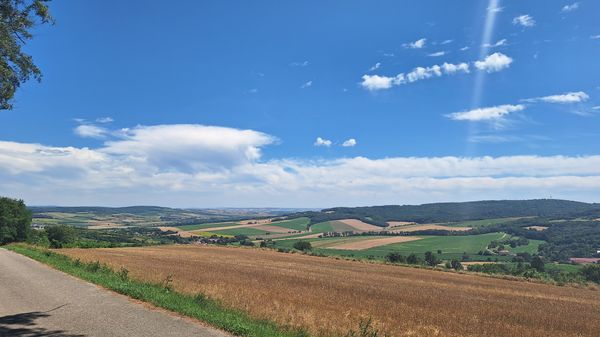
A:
[5, 244, 309, 337]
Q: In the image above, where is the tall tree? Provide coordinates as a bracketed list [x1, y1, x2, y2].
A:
[0, 197, 32, 244]
[0, 0, 52, 110]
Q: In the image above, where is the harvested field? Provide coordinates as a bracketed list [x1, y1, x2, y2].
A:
[337, 219, 383, 232]
[525, 226, 549, 231]
[390, 224, 472, 232]
[386, 221, 416, 227]
[62, 245, 600, 337]
[325, 236, 422, 250]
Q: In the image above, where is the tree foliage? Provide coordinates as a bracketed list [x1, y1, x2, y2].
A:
[0, 0, 52, 110]
[0, 196, 31, 244]
[293, 240, 312, 251]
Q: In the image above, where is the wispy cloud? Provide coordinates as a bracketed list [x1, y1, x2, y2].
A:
[342, 138, 357, 147]
[300, 80, 313, 88]
[428, 51, 446, 57]
[446, 104, 525, 121]
[403, 38, 426, 49]
[513, 15, 536, 27]
[290, 61, 309, 67]
[361, 61, 470, 91]
[440, 39, 454, 45]
[314, 137, 332, 147]
[483, 38, 507, 48]
[591, 35, 600, 40]
[561, 2, 580, 13]
[74, 124, 109, 139]
[460, 46, 470, 51]
[95, 117, 114, 123]
[368, 62, 381, 71]
[474, 52, 513, 72]
[522, 91, 589, 104]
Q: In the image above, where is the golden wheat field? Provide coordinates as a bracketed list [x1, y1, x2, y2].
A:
[61, 245, 600, 337]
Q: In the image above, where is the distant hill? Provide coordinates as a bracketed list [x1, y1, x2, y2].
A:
[289, 199, 600, 226]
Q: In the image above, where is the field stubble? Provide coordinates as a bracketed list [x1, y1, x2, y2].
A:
[62, 245, 600, 337]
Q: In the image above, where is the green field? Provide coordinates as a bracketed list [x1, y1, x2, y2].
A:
[310, 221, 355, 233]
[445, 217, 523, 228]
[273, 232, 543, 261]
[176, 222, 239, 231]
[269, 217, 310, 231]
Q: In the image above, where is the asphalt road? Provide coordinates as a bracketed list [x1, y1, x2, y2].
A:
[0, 248, 230, 337]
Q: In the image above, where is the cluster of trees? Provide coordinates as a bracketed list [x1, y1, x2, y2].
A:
[384, 251, 463, 270]
[467, 261, 600, 284]
[289, 199, 600, 227]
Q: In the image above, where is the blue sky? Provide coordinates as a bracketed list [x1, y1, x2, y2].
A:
[1, 0, 600, 207]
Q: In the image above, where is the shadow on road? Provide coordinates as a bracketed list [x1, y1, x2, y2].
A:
[0, 308, 85, 337]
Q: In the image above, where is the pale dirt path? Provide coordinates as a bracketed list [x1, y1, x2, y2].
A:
[0, 248, 230, 337]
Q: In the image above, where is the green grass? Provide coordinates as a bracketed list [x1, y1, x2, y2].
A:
[509, 239, 544, 254]
[310, 221, 355, 233]
[269, 218, 310, 231]
[5, 244, 308, 337]
[274, 232, 508, 261]
[445, 217, 523, 228]
[176, 222, 239, 231]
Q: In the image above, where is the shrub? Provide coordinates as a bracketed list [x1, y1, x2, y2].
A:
[581, 264, 600, 283]
[293, 241, 312, 251]
[450, 259, 463, 271]
[46, 225, 76, 248]
[530, 256, 545, 272]
[385, 252, 405, 263]
[424, 251, 439, 266]
[406, 253, 419, 264]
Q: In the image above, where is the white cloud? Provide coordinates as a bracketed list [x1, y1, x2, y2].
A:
[74, 125, 109, 139]
[591, 35, 600, 40]
[592, 106, 600, 110]
[523, 91, 589, 104]
[3, 134, 600, 207]
[368, 62, 381, 71]
[361, 62, 469, 91]
[441, 62, 470, 74]
[314, 137, 332, 147]
[487, 3, 503, 13]
[513, 15, 536, 27]
[474, 52, 513, 72]
[103, 124, 275, 172]
[483, 38, 507, 48]
[561, 2, 580, 13]
[446, 104, 525, 121]
[95, 117, 114, 123]
[342, 139, 357, 147]
[361, 75, 393, 90]
[301, 80, 313, 88]
[460, 46, 470, 51]
[428, 51, 446, 57]
[440, 39, 454, 45]
[403, 38, 426, 49]
[290, 61, 309, 67]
